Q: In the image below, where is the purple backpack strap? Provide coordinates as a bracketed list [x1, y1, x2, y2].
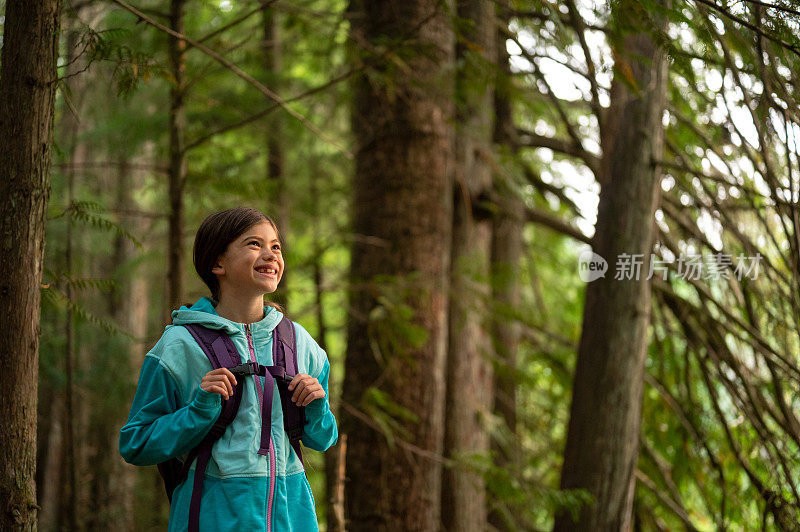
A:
[181, 324, 243, 532]
[273, 317, 306, 466]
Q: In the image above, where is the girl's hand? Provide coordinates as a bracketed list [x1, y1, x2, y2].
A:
[287, 374, 325, 406]
[201, 368, 238, 401]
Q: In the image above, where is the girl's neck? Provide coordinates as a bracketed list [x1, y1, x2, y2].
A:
[214, 295, 265, 324]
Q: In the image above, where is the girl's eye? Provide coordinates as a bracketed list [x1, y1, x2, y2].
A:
[248, 241, 260, 247]
[272, 245, 281, 250]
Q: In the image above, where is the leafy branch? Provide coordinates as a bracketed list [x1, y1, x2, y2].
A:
[51, 200, 143, 249]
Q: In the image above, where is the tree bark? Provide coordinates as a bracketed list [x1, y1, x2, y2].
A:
[342, 1, 455, 529]
[0, 0, 62, 529]
[441, 0, 495, 529]
[488, 5, 525, 528]
[553, 2, 668, 530]
[167, 0, 187, 313]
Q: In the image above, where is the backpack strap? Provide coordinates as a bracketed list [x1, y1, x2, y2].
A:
[272, 316, 306, 466]
[180, 324, 244, 532]
[156, 325, 245, 508]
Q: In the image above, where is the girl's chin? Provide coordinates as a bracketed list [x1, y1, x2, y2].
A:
[257, 281, 279, 290]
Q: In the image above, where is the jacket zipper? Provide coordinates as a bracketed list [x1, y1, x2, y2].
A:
[245, 323, 276, 532]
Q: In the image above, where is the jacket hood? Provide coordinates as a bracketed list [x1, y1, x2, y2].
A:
[171, 296, 283, 336]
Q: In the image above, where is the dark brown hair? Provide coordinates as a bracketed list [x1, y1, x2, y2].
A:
[193, 207, 284, 313]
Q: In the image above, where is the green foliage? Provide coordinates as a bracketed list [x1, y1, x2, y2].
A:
[481, 449, 593, 531]
[366, 274, 430, 367]
[51, 200, 142, 249]
[360, 386, 419, 449]
[80, 26, 167, 97]
[41, 284, 132, 339]
[44, 267, 119, 292]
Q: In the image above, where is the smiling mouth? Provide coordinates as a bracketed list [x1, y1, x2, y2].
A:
[255, 266, 278, 278]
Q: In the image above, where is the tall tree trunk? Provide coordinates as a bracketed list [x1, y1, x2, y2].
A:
[167, 0, 187, 313]
[342, 1, 455, 529]
[441, 0, 495, 529]
[262, 4, 290, 310]
[91, 159, 149, 531]
[0, 0, 62, 529]
[553, 3, 667, 530]
[488, 4, 524, 528]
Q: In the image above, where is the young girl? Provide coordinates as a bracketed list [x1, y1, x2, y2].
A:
[119, 207, 338, 531]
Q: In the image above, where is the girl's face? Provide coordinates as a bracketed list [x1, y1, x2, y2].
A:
[212, 221, 284, 298]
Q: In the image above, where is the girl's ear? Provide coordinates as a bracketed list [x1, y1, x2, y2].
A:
[211, 260, 225, 276]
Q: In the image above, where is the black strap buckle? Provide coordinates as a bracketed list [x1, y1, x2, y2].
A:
[276, 371, 295, 386]
[229, 361, 259, 377]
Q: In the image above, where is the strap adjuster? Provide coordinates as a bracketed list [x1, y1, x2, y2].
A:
[229, 362, 259, 377]
[229, 363, 294, 385]
[276, 371, 294, 386]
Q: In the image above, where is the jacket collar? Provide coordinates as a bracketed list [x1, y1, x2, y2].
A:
[171, 296, 282, 338]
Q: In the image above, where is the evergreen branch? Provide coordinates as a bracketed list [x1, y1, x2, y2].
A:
[476, 146, 590, 243]
[193, 2, 275, 47]
[564, 0, 604, 132]
[644, 368, 729, 527]
[501, 27, 590, 159]
[182, 31, 257, 94]
[694, 351, 800, 527]
[44, 269, 119, 292]
[503, 7, 609, 34]
[474, 145, 584, 217]
[77, 26, 165, 96]
[41, 286, 134, 339]
[525, 206, 591, 244]
[107, 0, 354, 159]
[516, 128, 601, 176]
[340, 399, 454, 466]
[53, 200, 144, 249]
[186, 6, 437, 152]
[740, 0, 800, 19]
[692, 0, 800, 57]
[635, 468, 699, 531]
[185, 63, 362, 152]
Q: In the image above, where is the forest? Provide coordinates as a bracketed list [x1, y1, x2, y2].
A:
[2, 0, 800, 530]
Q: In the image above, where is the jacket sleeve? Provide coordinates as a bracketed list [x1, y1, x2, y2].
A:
[119, 353, 222, 466]
[301, 359, 338, 452]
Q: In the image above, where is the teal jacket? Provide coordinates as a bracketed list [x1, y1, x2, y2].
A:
[119, 297, 338, 531]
